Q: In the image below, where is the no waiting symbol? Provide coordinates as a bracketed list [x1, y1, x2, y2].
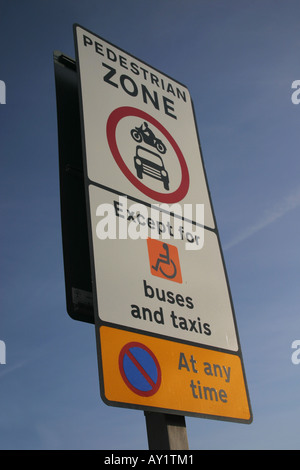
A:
[119, 342, 161, 397]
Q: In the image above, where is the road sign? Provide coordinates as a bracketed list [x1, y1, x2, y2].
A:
[74, 24, 252, 423]
[99, 326, 251, 422]
[88, 186, 238, 352]
[74, 24, 215, 228]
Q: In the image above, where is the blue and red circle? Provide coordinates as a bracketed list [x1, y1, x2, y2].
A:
[119, 342, 161, 397]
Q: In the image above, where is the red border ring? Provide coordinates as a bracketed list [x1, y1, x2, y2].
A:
[106, 106, 189, 203]
[119, 342, 161, 397]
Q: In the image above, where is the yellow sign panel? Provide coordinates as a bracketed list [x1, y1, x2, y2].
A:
[99, 326, 252, 422]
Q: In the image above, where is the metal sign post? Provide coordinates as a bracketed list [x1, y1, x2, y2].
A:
[144, 412, 189, 450]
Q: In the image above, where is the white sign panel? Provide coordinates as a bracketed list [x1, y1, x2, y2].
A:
[74, 24, 239, 352]
[89, 186, 238, 351]
[74, 24, 215, 229]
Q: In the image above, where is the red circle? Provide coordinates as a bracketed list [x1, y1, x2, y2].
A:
[119, 342, 161, 397]
[106, 106, 189, 203]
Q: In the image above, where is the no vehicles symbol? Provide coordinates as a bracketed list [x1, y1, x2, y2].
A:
[106, 106, 189, 203]
[119, 342, 161, 397]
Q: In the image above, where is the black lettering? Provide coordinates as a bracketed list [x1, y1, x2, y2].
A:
[154, 306, 164, 324]
[204, 323, 211, 336]
[107, 48, 117, 62]
[170, 311, 178, 328]
[131, 303, 164, 324]
[102, 63, 118, 88]
[203, 386, 218, 401]
[178, 352, 190, 371]
[143, 280, 154, 298]
[120, 74, 138, 96]
[196, 381, 203, 399]
[142, 307, 152, 322]
[203, 362, 213, 377]
[175, 294, 184, 307]
[131, 304, 141, 319]
[166, 291, 175, 304]
[166, 83, 176, 96]
[177, 88, 187, 102]
[190, 379, 198, 398]
[191, 380, 227, 402]
[219, 389, 228, 403]
[155, 288, 166, 303]
[83, 35, 93, 47]
[94, 41, 104, 56]
[213, 364, 223, 379]
[190, 355, 198, 373]
[130, 62, 140, 75]
[147, 218, 155, 230]
[126, 209, 136, 222]
[113, 200, 124, 218]
[166, 222, 174, 237]
[119, 55, 128, 69]
[163, 96, 176, 119]
[141, 84, 159, 110]
[142, 281, 194, 311]
[140, 66, 149, 80]
[178, 316, 188, 330]
[188, 319, 197, 332]
[150, 73, 159, 87]
[137, 213, 145, 226]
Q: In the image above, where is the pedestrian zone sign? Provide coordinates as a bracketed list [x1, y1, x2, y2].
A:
[74, 24, 252, 423]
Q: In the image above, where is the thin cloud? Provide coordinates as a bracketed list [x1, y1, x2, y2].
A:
[224, 187, 300, 250]
[0, 360, 28, 379]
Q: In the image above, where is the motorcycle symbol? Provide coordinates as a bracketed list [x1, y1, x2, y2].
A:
[130, 122, 167, 154]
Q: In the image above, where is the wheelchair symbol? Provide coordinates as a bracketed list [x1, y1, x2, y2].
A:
[151, 243, 177, 279]
[147, 239, 182, 284]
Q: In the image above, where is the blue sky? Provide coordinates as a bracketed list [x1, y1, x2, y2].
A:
[1, 0, 300, 450]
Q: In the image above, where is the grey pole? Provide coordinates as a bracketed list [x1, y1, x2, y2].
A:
[144, 412, 189, 450]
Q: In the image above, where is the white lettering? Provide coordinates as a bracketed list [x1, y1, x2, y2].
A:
[291, 340, 300, 364]
[0, 80, 6, 104]
[291, 80, 300, 104]
[96, 196, 204, 250]
[0, 340, 6, 364]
